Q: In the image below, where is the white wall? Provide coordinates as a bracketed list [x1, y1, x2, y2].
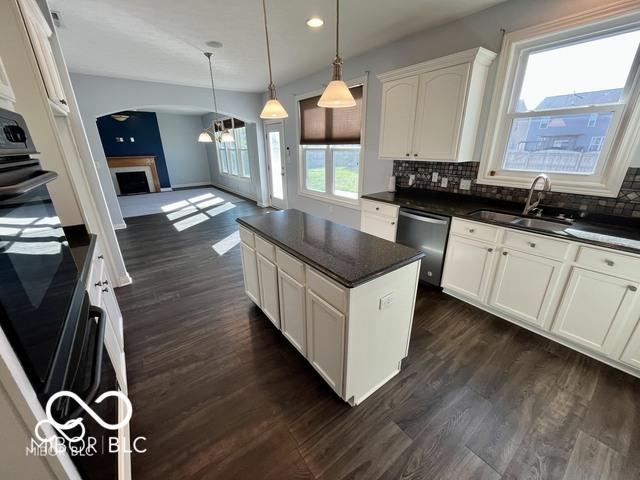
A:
[69, 73, 269, 227]
[269, 0, 630, 229]
[155, 113, 211, 188]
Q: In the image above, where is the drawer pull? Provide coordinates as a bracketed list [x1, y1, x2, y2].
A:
[413, 153, 418, 157]
[102, 287, 109, 293]
[103, 279, 109, 285]
[487, 248, 493, 252]
[97, 255, 104, 260]
[468, 228, 475, 233]
[528, 242, 536, 248]
[94, 281, 102, 287]
[405, 153, 410, 157]
[502, 251, 508, 256]
[605, 259, 615, 267]
[629, 285, 638, 292]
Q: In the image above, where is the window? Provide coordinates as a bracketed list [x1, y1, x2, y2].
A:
[216, 119, 250, 179]
[298, 84, 364, 204]
[479, 6, 640, 197]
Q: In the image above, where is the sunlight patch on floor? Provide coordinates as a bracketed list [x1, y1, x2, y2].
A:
[173, 213, 209, 232]
[212, 230, 240, 256]
[161, 200, 190, 213]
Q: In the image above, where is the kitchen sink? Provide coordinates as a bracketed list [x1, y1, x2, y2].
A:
[469, 209, 570, 234]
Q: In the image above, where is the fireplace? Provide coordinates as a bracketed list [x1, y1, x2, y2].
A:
[116, 171, 151, 195]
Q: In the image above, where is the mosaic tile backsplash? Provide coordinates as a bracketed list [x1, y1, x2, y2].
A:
[393, 161, 640, 218]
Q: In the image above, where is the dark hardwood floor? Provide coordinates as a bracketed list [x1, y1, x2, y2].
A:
[115, 197, 640, 480]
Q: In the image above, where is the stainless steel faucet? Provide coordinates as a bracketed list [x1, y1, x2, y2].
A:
[523, 173, 551, 216]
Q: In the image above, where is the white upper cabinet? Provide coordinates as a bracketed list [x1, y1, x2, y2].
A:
[377, 48, 496, 162]
[378, 76, 419, 159]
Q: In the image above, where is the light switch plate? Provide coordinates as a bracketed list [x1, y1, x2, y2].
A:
[440, 177, 448, 188]
[432, 172, 439, 183]
[460, 179, 472, 190]
[379, 292, 394, 310]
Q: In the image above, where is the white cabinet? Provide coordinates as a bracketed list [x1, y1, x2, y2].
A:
[489, 249, 562, 328]
[360, 199, 399, 241]
[551, 268, 640, 356]
[377, 47, 496, 162]
[240, 242, 261, 307]
[442, 235, 496, 302]
[378, 76, 419, 159]
[306, 290, 345, 396]
[257, 253, 280, 329]
[621, 323, 640, 369]
[278, 270, 306, 355]
[0, 55, 16, 109]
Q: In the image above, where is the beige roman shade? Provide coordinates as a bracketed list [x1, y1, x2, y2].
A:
[299, 85, 363, 145]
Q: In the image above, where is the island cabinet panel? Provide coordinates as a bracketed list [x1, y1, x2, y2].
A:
[551, 268, 640, 356]
[442, 235, 496, 302]
[257, 253, 280, 329]
[306, 290, 346, 396]
[489, 249, 562, 328]
[240, 243, 261, 307]
[278, 270, 307, 355]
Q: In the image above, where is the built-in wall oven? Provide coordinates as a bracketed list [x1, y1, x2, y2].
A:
[0, 107, 119, 479]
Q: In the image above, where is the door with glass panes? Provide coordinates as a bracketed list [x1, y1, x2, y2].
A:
[265, 122, 287, 209]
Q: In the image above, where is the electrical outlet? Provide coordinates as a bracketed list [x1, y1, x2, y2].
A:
[440, 177, 448, 188]
[129, 137, 135, 142]
[460, 179, 471, 190]
[408, 174, 416, 186]
[379, 292, 394, 310]
[115, 137, 124, 143]
[432, 172, 439, 183]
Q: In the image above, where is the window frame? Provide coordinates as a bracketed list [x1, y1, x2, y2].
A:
[296, 76, 367, 209]
[215, 121, 251, 180]
[478, 5, 640, 197]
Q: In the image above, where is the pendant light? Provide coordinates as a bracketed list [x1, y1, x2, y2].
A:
[198, 52, 234, 143]
[220, 117, 236, 142]
[259, 0, 288, 119]
[318, 0, 355, 108]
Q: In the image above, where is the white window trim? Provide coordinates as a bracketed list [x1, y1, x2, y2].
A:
[216, 121, 251, 181]
[478, 2, 640, 198]
[295, 75, 367, 210]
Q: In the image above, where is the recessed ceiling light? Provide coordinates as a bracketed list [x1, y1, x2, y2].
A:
[206, 40, 223, 49]
[306, 17, 324, 28]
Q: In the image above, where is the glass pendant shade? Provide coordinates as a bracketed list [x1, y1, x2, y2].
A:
[318, 79, 356, 108]
[198, 131, 213, 143]
[261, 98, 288, 119]
[220, 130, 235, 143]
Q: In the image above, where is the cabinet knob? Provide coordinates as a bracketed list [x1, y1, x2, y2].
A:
[102, 287, 109, 293]
[405, 153, 410, 157]
[391, 221, 396, 226]
[605, 259, 615, 266]
[487, 248, 493, 252]
[94, 281, 102, 287]
[103, 279, 109, 285]
[468, 228, 475, 233]
[629, 285, 638, 292]
[97, 255, 104, 260]
[502, 251, 508, 256]
[413, 153, 418, 157]
[375, 207, 379, 211]
[528, 242, 536, 248]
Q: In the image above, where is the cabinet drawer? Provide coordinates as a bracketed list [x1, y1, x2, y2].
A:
[450, 218, 498, 243]
[276, 248, 305, 284]
[238, 225, 255, 247]
[503, 230, 569, 260]
[576, 246, 640, 281]
[255, 235, 276, 262]
[361, 199, 399, 218]
[306, 267, 348, 314]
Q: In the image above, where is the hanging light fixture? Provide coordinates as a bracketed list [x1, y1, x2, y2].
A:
[259, 0, 288, 119]
[220, 117, 235, 142]
[318, 0, 355, 108]
[198, 52, 234, 143]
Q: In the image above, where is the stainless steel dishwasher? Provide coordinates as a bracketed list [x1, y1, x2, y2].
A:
[396, 208, 451, 287]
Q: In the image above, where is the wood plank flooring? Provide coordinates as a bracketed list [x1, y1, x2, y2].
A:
[114, 198, 640, 480]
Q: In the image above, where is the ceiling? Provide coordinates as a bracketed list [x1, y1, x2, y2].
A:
[50, 0, 508, 93]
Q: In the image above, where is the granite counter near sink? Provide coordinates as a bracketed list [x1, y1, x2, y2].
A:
[362, 189, 640, 254]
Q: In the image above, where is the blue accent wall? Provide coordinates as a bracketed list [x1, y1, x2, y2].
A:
[96, 111, 171, 188]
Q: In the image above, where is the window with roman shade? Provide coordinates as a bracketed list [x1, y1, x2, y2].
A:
[298, 85, 363, 201]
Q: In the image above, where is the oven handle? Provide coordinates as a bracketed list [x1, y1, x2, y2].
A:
[67, 306, 106, 421]
[0, 170, 58, 198]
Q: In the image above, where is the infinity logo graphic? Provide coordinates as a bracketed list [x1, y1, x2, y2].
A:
[34, 391, 132, 444]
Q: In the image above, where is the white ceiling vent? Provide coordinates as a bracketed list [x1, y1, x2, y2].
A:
[51, 10, 64, 28]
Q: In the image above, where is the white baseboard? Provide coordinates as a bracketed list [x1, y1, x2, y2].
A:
[160, 187, 172, 192]
[113, 222, 127, 230]
[117, 273, 133, 287]
[257, 201, 270, 208]
[171, 182, 212, 188]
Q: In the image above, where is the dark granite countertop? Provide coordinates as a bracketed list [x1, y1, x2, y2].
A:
[362, 189, 640, 254]
[236, 209, 425, 288]
[64, 224, 96, 286]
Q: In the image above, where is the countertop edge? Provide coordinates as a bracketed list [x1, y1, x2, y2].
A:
[361, 193, 640, 256]
[236, 218, 424, 288]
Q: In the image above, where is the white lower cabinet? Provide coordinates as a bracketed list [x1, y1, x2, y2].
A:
[256, 253, 280, 329]
[360, 211, 397, 241]
[621, 323, 640, 369]
[306, 290, 345, 396]
[441, 235, 495, 302]
[278, 270, 306, 355]
[240, 242, 261, 307]
[551, 268, 640, 356]
[489, 249, 562, 328]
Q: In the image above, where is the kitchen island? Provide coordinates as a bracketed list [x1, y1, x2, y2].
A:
[236, 209, 424, 405]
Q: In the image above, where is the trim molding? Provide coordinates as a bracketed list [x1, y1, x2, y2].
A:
[170, 181, 211, 188]
[113, 222, 127, 230]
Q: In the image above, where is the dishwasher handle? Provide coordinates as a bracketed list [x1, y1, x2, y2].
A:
[399, 209, 450, 225]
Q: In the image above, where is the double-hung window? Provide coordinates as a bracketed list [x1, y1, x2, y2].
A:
[479, 7, 640, 197]
[298, 84, 364, 203]
[216, 118, 250, 179]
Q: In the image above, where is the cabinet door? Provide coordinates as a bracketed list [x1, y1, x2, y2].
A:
[489, 249, 562, 328]
[412, 63, 470, 161]
[552, 268, 640, 355]
[257, 253, 280, 329]
[621, 320, 640, 370]
[306, 290, 345, 396]
[360, 211, 397, 241]
[278, 270, 306, 355]
[379, 76, 419, 158]
[442, 235, 495, 302]
[101, 284, 124, 351]
[240, 242, 261, 307]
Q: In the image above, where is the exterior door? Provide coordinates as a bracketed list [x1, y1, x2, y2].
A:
[265, 122, 287, 209]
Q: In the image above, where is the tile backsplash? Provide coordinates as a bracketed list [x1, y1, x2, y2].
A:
[393, 161, 640, 218]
